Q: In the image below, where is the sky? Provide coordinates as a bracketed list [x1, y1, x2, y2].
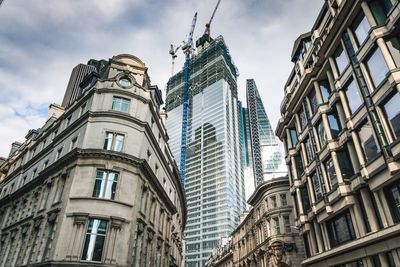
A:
[0, 0, 323, 157]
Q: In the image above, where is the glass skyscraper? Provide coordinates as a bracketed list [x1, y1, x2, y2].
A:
[245, 79, 287, 186]
[165, 36, 246, 267]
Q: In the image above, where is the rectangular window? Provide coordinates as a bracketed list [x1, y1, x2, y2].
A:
[369, 0, 393, 25]
[381, 92, 400, 140]
[345, 79, 363, 115]
[337, 148, 354, 180]
[273, 217, 280, 235]
[81, 219, 108, 262]
[305, 137, 315, 163]
[309, 90, 318, 115]
[328, 111, 341, 139]
[352, 12, 370, 47]
[325, 157, 338, 189]
[319, 79, 332, 103]
[270, 195, 277, 209]
[92, 170, 119, 200]
[104, 132, 124, 152]
[366, 47, 389, 88]
[358, 120, 380, 162]
[316, 120, 327, 148]
[384, 181, 400, 223]
[294, 154, 304, 179]
[112, 96, 130, 112]
[289, 128, 298, 147]
[280, 194, 287, 206]
[334, 44, 349, 75]
[300, 185, 311, 212]
[284, 215, 291, 233]
[311, 171, 323, 201]
[386, 36, 400, 67]
[299, 107, 307, 130]
[326, 210, 356, 247]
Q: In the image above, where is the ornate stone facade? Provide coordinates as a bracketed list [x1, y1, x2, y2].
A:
[0, 54, 186, 267]
[205, 177, 305, 267]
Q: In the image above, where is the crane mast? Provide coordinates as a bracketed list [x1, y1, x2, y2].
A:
[179, 12, 197, 185]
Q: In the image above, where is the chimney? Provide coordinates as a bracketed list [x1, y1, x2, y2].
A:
[48, 103, 65, 119]
[9, 142, 22, 157]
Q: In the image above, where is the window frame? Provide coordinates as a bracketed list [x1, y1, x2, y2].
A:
[111, 96, 130, 113]
[81, 218, 108, 262]
[103, 132, 125, 152]
[92, 169, 119, 200]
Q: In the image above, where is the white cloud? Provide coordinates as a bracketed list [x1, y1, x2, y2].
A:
[0, 0, 323, 156]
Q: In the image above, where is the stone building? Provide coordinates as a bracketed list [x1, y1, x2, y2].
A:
[205, 177, 305, 267]
[0, 54, 186, 267]
[276, 0, 400, 266]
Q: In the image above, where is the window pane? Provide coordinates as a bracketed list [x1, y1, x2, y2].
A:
[300, 185, 311, 212]
[294, 154, 304, 178]
[337, 149, 354, 179]
[112, 97, 130, 112]
[299, 107, 307, 130]
[326, 158, 337, 189]
[328, 113, 341, 138]
[384, 182, 400, 223]
[317, 121, 327, 147]
[82, 219, 107, 262]
[382, 92, 400, 140]
[345, 80, 363, 115]
[327, 210, 355, 247]
[305, 137, 315, 162]
[386, 37, 400, 67]
[104, 132, 113, 150]
[312, 172, 323, 201]
[114, 134, 124, 152]
[319, 80, 332, 103]
[369, 0, 393, 25]
[352, 13, 370, 46]
[290, 128, 298, 146]
[358, 120, 380, 161]
[334, 45, 348, 75]
[309, 90, 318, 114]
[366, 48, 389, 88]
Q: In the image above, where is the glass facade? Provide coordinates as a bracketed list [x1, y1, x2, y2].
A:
[246, 79, 287, 184]
[165, 37, 245, 266]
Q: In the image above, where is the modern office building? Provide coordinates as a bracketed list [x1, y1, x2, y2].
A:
[246, 79, 287, 186]
[165, 35, 246, 266]
[0, 54, 186, 267]
[205, 177, 305, 267]
[276, 0, 400, 266]
[239, 102, 255, 202]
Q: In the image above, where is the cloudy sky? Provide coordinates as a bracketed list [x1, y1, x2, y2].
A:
[0, 0, 322, 157]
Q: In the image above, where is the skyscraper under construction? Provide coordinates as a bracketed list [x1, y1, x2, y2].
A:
[165, 36, 246, 266]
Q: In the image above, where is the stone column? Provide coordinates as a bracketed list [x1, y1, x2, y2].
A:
[331, 151, 344, 184]
[376, 38, 397, 70]
[322, 114, 333, 140]
[379, 253, 390, 267]
[314, 220, 325, 253]
[351, 132, 366, 166]
[373, 191, 389, 227]
[313, 81, 323, 104]
[328, 57, 339, 80]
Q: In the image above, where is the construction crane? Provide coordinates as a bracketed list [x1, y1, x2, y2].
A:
[204, 0, 221, 37]
[179, 12, 197, 186]
[169, 44, 181, 76]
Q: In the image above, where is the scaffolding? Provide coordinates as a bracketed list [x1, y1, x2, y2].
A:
[166, 36, 239, 112]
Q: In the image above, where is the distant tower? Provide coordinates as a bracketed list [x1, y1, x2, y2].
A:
[62, 64, 96, 108]
[246, 79, 287, 186]
[165, 36, 246, 267]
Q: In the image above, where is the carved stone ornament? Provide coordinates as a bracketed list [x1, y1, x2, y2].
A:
[267, 240, 291, 267]
[137, 219, 146, 234]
